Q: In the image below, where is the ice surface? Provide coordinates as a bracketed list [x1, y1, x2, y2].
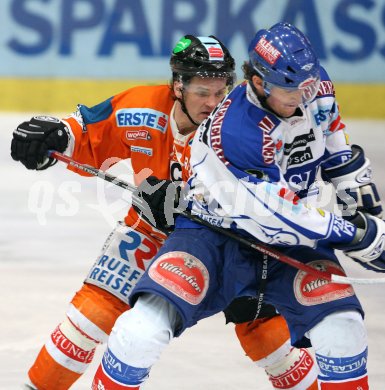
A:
[1, 114, 385, 389]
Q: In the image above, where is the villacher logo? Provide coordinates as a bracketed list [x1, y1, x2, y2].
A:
[149, 251, 209, 305]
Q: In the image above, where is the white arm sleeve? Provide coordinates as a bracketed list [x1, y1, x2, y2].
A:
[190, 136, 355, 247]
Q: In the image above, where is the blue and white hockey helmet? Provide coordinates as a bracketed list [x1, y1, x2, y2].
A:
[248, 23, 320, 104]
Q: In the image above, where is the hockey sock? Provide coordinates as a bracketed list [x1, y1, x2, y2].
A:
[235, 316, 319, 389]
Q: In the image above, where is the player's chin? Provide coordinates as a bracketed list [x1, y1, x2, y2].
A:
[279, 106, 297, 118]
[197, 112, 211, 121]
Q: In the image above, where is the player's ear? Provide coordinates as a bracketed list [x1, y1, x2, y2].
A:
[173, 81, 183, 99]
[252, 75, 264, 94]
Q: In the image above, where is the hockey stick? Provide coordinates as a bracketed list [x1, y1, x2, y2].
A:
[48, 150, 385, 285]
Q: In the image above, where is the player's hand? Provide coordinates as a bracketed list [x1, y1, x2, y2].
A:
[340, 213, 385, 273]
[133, 176, 182, 232]
[11, 116, 69, 170]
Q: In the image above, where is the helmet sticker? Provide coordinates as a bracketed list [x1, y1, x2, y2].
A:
[173, 37, 192, 54]
[298, 77, 317, 89]
[255, 36, 282, 65]
[301, 63, 314, 71]
[197, 36, 224, 61]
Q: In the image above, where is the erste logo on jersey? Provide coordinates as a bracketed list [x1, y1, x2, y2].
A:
[116, 108, 168, 132]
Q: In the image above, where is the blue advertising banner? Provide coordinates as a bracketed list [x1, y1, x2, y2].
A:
[1, 0, 385, 82]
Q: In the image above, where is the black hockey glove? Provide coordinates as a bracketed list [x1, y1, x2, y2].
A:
[11, 116, 69, 170]
[337, 212, 385, 273]
[133, 176, 182, 232]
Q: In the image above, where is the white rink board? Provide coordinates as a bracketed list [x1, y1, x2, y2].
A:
[1, 114, 385, 389]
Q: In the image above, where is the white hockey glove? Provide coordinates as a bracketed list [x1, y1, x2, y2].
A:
[337, 213, 385, 272]
[322, 145, 383, 220]
[11, 116, 69, 170]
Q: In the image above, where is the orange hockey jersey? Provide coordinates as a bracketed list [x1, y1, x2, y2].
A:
[62, 84, 189, 241]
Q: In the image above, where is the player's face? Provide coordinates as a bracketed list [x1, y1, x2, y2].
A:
[183, 77, 228, 123]
[252, 75, 320, 118]
[265, 87, 303, 117]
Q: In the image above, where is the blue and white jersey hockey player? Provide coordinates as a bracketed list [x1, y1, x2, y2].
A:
[92, 23, 385, 390]
[185, 46, 382, 254]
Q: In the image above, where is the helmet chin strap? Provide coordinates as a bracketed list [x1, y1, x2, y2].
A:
[250, 81, 276, 115]
[178, 89, 200, 127]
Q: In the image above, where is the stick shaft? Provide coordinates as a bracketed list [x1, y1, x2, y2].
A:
[49, 150, 385, 285]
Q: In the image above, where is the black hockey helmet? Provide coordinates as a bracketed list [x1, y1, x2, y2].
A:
[170, 35, 235, 87]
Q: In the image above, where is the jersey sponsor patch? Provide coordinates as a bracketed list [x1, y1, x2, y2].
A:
[283, 129, 316, 155]
[258, 115, 276, 132]
[116, 108, 168, 132]
[210, 99, 232, 165]
[130, 145, 153, 156]
[148, 251, 209, 305]
[287, 146, 314, 167]
[293, 260, 354, 306]
[317, 80, 335, 97]
[86, 227, 157, 301]
[260, 126, 275, 164]
[126, 130, 151, 140]
[331, 215, 355, 240]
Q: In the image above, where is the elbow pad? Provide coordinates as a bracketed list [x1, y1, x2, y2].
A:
[322, 145, 383, 219]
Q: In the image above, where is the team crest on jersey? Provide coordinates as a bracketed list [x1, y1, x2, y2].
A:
[293, 260, 354, 306]
[149, 251, 209, 305]
[116, 108, 168, 132]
